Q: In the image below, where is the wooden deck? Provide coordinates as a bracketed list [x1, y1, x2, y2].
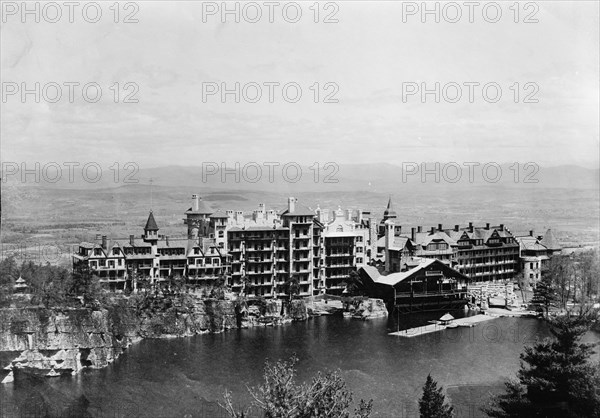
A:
[388, 314, 496, 338]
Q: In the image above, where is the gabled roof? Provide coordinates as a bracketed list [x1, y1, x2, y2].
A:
[279, 202, 316, 217]
[185, 206, 213, 217]
[375, 259, 438, 286]
[208, 209, 229, 219]
[414, 231, 457, 248]
[144, 211, 159, 231]
[374, 259, 469, 287]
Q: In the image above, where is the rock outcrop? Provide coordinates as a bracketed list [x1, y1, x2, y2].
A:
[0, 295, 308, 383]
[353, 298, 388, 319]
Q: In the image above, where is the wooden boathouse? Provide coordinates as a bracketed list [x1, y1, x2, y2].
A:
[358, 259, 470, 312]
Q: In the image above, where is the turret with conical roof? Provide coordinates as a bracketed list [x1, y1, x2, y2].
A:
[383, 196, 397, 220]
[540, 228, 561, 254]
[379, 196, 398, 238]
[144, 211, 159, 242]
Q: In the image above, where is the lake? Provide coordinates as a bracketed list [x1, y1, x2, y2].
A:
[2, 312, 597, 418]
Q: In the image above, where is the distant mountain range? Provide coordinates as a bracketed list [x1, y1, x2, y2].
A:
[2, 163, 598, 193]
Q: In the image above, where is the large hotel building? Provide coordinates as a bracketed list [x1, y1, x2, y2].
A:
[73, 194, 560, 295]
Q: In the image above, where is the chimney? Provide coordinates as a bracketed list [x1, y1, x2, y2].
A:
[438, 223, 443, 231]
[454, 225, 459, 232]
[101, 235, 107, 250]
[192, 194, 199, 212]
[411, 227, 416, 241]
[469, 222, 473, 232]
[396, 225, 402, 236]
[417, 226, 422, 233]
[486, 223, 490, 230]
[384, 220, 394, 272]
[529, 230, 534, 237]
[499, 224, 504, 231]
[129, 234, 134, 245]
[430, 226, 435, 234]
[346, 209, 353, 221]
[537, 235, 543, 241]
[288, 197, 296, 213]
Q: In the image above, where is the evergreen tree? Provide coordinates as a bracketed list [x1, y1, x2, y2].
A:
[419, 374, 454, 418]
[530, 275, 558, 317]
[484, 311, 600, 417]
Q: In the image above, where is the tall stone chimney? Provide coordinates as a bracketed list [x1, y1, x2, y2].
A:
[384, 220, 394, 272]
[529, 230, 534, 237]
[192, 194, 200, 212]
[411, 227, 416, 241]
[101, 235, 107, 250]
[430, 226, 435, 234]
[288, 197, 296, 213]
[499, 224, 504, 231]
[129, 235, 135, 245]
[417, 226, 422, 233]
[486, 223, 490, 230]
[454, 225, 459, 232]
[469, 222, 473, 232]
[438, 223, 443, 231]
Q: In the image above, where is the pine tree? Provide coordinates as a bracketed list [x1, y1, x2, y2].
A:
[484, 311, 600, 417]
[419, 374, 454, 418]
[530, 275, 558, 317]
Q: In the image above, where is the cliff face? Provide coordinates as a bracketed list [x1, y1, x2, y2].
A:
[0, 307, 133, 384]
[0, 296, 308, 383]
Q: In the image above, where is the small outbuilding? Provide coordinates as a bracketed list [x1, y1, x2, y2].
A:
[14, 276, 28, 293]
[439, 313, 454, 325]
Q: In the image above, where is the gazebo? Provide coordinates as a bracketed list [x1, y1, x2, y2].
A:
[14, 276, 28, 293]
[439, 313, 454, 325]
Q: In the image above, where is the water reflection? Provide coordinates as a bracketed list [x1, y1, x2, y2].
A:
[1, 314, 592, 418]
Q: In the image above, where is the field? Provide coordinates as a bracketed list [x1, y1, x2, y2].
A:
[1, 173, 599, 268]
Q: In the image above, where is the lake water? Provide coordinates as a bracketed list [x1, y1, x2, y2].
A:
[1, 312, 598, 418]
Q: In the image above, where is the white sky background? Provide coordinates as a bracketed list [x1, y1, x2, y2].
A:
[1, 1, 599, 169]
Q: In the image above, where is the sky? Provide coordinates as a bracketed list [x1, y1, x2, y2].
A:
[1, 1, 599, 170]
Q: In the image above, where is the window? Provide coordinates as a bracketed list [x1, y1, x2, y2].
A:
[530, 262, 533, 269]
[530, 273, 533, 279]
[357, 257, 363, 264]
[356, 236, 363, 242]
[218, 230, 224, 238]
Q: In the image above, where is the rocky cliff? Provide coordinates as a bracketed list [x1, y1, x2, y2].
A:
[0, 295, 308, 383]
